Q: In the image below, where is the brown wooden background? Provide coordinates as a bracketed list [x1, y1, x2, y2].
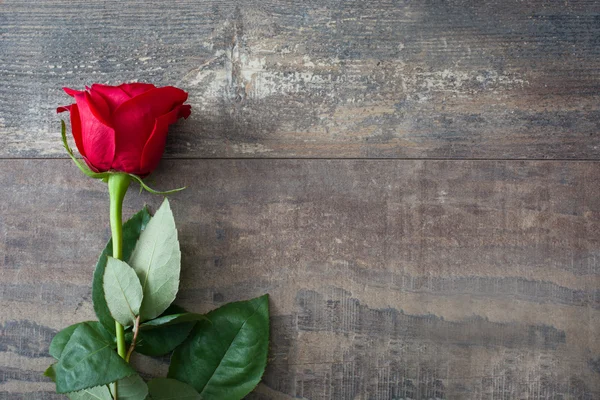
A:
[1, 1, 599, 399]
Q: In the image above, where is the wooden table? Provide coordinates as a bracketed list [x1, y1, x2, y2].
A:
[1, 1, 599, 398]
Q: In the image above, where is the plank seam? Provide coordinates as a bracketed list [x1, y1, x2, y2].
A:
[2, 157, 600, 162]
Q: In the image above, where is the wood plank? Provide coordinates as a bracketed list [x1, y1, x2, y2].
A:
[0, 159, 598, 398]
[2, 1, 600, 159]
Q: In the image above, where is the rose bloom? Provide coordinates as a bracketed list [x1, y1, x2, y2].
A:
[58, 83, 191, 177]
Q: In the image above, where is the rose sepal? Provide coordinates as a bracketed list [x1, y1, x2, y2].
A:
[127, 173, 186, 195]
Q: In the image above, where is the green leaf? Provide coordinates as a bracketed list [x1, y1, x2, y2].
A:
[129, 198, 181, 321]
[50, 322, 115, 360]
[44, 364, 56, 380]
[140, 313, 207, 330]
[49, 324, 79, 359]
[93, 207, 151, 334]
[54, 322, 136, 393]
[46, 363, 113, 400]
[127, 322, 195, 357]
[168, 295, 270, 400]
[148, 378, 201, 400]
[103, 257, 144, 327]
[133, 312, 207, 356]
[67, 385, 112, 400]
[126, 305, 195, 357]
[110, 375, 148, 400]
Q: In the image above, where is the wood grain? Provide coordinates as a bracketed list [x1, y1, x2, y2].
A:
[2, 0, 600, 399]
[1, 160, 598, 399]
[2, 0, 600, 159]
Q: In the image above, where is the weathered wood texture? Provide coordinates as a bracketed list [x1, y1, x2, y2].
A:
[1, 160, 599, 399]
[2, 0, 600, 399]
[2, 0, 600, 159]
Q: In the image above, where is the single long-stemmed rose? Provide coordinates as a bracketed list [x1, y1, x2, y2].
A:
[57, 83, 191, 398]
[49, 82, 270, 400]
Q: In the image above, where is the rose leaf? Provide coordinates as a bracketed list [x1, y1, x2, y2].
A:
[129, 198, 181, 321]
[168, 295, 269, 400]
[103, 257, 144, 327]
[148, 378, 201, 400]
[109, 374, 148, 400]
[53, 323, 135, 393]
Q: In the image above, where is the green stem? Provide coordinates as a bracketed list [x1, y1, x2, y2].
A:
[107, 173, 131, 400]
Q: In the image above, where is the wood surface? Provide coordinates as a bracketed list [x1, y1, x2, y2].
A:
[1, 160, 599, 399]
[1, 0, 600, 399]
[2, 0, 600, 159]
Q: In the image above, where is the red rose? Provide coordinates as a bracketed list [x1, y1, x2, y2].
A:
[58, 83, 191, 177]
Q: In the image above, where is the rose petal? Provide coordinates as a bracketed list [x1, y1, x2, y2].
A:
[84, 90, 113, 128]
[112, 87, 188, 174]
[57, 104, 86, 157]
[139, 106, 186, 175]
[63, 87, 83, 97]
[118, 83, 156, 98]
[90, 84, 130, 113]
[69, 104, 86, 157]
[82, 155, 100, 172]
[74, 92, 115, 171]
[178, 104, 192, 119]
